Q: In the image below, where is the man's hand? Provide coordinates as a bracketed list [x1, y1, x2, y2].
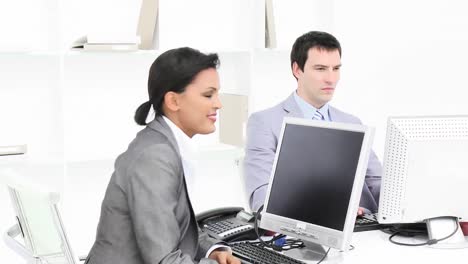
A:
[208, 250, 240, 264]
[357, 207, 365, 216]
[357, 207, 372, 216]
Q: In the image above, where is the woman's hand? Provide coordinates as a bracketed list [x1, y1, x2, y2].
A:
[208, 250, 240, 264]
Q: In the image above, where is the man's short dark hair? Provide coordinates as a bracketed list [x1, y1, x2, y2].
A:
[290, 31, 341, 72]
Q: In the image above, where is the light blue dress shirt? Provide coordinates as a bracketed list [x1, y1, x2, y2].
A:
[293, 91, 331, 121]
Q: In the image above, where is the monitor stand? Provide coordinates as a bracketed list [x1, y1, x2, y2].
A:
[284, 240, 327, 262]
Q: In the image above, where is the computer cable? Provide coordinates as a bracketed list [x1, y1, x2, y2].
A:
[388, 217, 460, 246]
[252, 205, 304, 251]
[260, 236, 305, 251]
[316, 247, 331, 264]
[252, 205, 331, 263]
[342, 244, 355, 251]
[380, 223, 428, 236]
[252, 205, 287, 250]
[277, 238, 305, 251]
[253, 205, 270, 248]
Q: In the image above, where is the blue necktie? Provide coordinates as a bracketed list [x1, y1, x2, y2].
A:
[313, 110, 324, 120]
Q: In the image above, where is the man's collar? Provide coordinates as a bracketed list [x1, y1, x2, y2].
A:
[282, 93, 303, 115]
[293, 91, 329, 119]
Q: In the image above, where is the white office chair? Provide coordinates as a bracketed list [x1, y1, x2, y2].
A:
[1, 168, 82, 264]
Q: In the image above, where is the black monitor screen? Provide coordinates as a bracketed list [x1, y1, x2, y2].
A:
[266, 123, 364, 231]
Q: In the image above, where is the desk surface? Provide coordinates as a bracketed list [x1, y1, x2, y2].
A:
[283, 231, 468, 264]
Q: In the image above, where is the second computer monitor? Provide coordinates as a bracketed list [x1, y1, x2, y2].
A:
[378, 116, 468, 247]
[260, 117, 374, 251]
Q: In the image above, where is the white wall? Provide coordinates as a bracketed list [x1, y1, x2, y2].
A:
[0, 0, 59, 51]
[333, 0, 468, 156]
[272, 0, 335, 49]
[158, 0, 264, 51]
[2, 0, 468, 262]
[63, 52, 153, 161]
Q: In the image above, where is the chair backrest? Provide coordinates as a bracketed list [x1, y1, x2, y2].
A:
[1, 168, 77, 264]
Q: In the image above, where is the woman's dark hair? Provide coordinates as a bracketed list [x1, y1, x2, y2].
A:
[134, 47, 220, 125]
[290, 31, 341, 72]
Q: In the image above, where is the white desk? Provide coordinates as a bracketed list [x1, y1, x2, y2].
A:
[284, 230, 468, 264]
[2, 160, 467, 264]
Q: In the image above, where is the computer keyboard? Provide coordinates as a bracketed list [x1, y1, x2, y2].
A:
[354, 213, 386, 232]
[230, 241, 306, 264]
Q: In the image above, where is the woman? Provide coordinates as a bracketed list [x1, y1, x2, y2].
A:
[86, 47, 239, 264]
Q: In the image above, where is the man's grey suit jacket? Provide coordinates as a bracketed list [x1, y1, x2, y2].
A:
[86, 116, 218, 264]
[244, 93, 382, 213]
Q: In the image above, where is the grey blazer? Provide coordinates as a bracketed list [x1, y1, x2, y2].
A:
[86, 116, 218, 264]
[244, 93, 382, 213]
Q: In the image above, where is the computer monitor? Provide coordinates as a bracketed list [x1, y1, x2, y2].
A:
[378, 116, 468, 248]
[260, 117, 375, 260]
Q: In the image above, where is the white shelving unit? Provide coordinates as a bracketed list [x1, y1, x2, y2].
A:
[0, 53, 63, 161]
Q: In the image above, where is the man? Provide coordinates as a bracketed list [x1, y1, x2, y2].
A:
[244, 31, 382, 214]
